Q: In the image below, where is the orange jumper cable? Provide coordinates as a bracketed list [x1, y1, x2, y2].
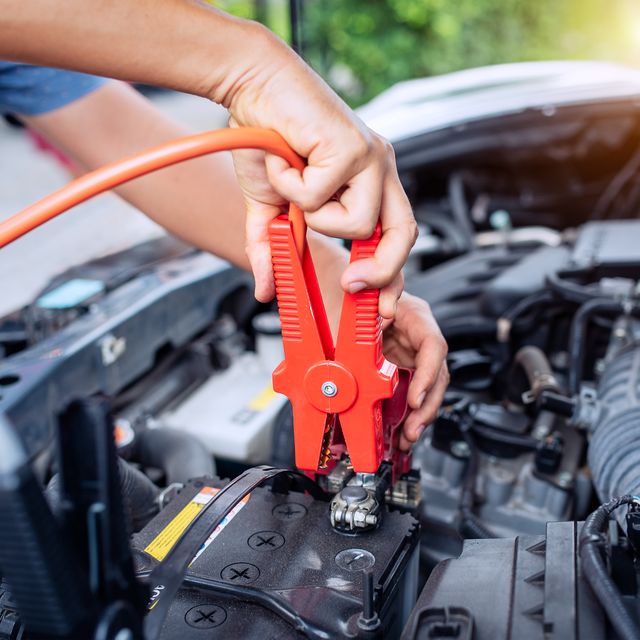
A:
[0, 128, 411, 487]
[0, 128, 306, 253]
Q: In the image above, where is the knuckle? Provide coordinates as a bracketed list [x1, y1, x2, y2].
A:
[434, 328, 448, 356]
[431, 324, 445, 343]
[376, 261, 396, 283]
[350, 131, 373, 162]
[295, 194, 325, 212]
[407, 218, 419, 246]
[412, 295, 431, 313]
[425, 408, 439, 425]
[423, 370, 438, 391]
[350, 217, 377, 239]
[381, 136, 395, 159]
[373, 136, 396, 170]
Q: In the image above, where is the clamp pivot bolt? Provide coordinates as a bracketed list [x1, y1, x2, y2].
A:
[322, 381, 338, 397]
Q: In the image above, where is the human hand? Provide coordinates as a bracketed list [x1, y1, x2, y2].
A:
[0, 4, 413, 311]
[225, 26, 417, 312]
[299, 237, 446, 450]
[382, 293, 449, 451]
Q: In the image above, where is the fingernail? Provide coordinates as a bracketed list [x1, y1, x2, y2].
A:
[415, 424, 426, 440]
[417, 392, 426, 407]
[348, 281, 367, 294]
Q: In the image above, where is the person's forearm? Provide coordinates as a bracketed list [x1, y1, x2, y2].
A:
[24, 81, 350, 322]
[23, 82, 250, 267]
[0, 0, 273, 106]
[2, 0, 417, 303]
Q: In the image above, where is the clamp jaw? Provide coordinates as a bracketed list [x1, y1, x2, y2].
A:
[269, 209, 414, 529]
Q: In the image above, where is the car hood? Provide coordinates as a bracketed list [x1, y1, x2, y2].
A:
[357, 60, 640, 143]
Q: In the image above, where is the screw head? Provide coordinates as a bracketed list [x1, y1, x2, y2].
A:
[247, 530, 285, 551]
[272, 502, 307, 521]
[221, 562, 260, 584]
[184, 604, 227, 629]
[321, 381, 338, 397]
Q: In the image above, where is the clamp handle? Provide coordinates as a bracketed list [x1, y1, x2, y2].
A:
[334, 225, 399, 472]
[270, 213, 333, 472]
[270, 215, 399, 475]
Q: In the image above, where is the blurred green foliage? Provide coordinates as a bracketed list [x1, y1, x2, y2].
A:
[216, 0, 640, 106]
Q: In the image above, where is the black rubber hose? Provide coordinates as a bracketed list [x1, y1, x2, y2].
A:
[413, 206, 476, 255]
[497, 290, 555, 345]
[440, 401, 496, 539]
[567, 298, 628, 396]
[448, 173, 475, 248]
[440, 317, 498, 341]
[546, 271, 600, 305]
[117, 458, 161, 532]
[588, 342, 640, 508]
[46, 457, 160, 533]
[133, 427, 215, 485]
[458, 430, 496, 539]
[579, 495, 640, 640]
[513, 345, 562, 400]
[470, 423, 538, 451]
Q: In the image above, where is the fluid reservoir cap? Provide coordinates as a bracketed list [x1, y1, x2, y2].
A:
[252, 311, 282, 336]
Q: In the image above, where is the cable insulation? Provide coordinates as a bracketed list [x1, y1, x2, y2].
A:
[0, 127, 307, 254]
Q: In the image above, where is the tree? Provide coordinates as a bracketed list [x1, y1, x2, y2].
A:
[217, 0, 640, 106]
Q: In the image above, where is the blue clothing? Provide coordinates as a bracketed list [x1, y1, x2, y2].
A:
[0, 62, 107, 116]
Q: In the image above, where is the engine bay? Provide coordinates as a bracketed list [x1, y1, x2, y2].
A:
[2, 87, 640, 639]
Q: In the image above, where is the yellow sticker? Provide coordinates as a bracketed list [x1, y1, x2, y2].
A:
[144, 487, 248, 562]
[248, 383, 279, 411]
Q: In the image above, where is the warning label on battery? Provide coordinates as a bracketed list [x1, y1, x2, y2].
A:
[144, 486, 249, 562]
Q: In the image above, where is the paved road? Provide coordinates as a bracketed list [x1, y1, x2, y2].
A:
[0, 90, 228, 316]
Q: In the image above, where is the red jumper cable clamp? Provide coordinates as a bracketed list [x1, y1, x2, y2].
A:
[268, 207, 413, 529]
[0, 125, 416, 531]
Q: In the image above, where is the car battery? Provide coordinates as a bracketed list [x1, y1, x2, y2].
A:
[131, 477, 420, 639]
